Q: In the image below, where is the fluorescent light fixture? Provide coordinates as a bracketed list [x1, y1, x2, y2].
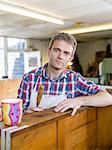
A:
[61, 23, 112, 34]
[0, 1, 64, 25]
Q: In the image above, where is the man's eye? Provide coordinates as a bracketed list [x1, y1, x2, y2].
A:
[64, 51, 70, 55]
[54, 48, 58, 52]
[53, 48, 60, 52]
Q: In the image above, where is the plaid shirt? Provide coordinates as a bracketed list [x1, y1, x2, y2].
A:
[18, 63, 102, 110]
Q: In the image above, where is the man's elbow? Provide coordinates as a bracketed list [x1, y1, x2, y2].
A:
[103, 90, 112, 106]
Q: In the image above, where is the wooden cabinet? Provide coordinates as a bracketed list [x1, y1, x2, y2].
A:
[98, 106, 112, 150]
[0, 79, 112, 150]
[11, 122, 57, 150]
[58, 108, 97, 150]
[0, 79, 21, 99]
[1, 108, 98, 150]
[1, 106, 112, 150]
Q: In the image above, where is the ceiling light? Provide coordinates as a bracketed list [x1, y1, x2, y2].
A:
[60, 23, 112, 34]
[0, 1, 64, 25]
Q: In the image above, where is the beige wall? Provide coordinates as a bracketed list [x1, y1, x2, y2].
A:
[27, 39, 49, 65]
[27, 38, 112, 75]
[77, 39, 112, 75]
[77, 40, 106, 75]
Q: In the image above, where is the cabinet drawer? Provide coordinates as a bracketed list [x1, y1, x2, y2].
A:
[61, 108, 96, 133]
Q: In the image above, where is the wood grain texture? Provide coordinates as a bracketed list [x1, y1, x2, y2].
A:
[37, 84, 44, 106]
[64, 121, 97, 150]
[0, 79, 112, 149]
[62, 108, 96, 133]
[11, 122, 57, 150]
[1, 106, 112, 150]
[97, 106, 112, 149]
[58, 108, 97, 150]
[0, 79, 21, 99]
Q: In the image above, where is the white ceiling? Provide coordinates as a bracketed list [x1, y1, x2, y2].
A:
[0, 0, 112, 41]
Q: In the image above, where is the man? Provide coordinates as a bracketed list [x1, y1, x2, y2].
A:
[18, 33, 112, 116]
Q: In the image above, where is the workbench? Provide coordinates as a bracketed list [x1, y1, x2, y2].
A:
[1, 106, 112, 150]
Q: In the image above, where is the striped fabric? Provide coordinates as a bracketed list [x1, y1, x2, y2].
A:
[18, 63, 102, 110]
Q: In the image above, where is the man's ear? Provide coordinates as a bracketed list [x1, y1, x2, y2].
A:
[70, 53, 74, 62]
[48, 48, 51, 57]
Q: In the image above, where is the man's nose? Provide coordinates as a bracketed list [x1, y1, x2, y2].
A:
[58, 51, 63, 58]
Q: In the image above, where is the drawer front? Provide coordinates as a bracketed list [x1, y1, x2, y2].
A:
[63, 108, 96, 133]
[11, 122, 57, 150]
[64, 121, 97, 150]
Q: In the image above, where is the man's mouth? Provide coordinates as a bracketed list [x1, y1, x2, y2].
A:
[56, 61, 63, 65]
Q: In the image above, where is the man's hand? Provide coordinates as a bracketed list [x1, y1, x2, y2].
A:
[32, 107, 44, 111]
[54, 98, 83, 116]
[28, 107, 44, 112]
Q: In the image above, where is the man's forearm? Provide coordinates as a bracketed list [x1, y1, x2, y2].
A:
[77, 90, 112, 107]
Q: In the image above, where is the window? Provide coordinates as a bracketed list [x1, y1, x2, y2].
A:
[7, 38, 27, 50]
[0, 37, 27, 79]
[0, 37, 5, 78]
[8, 51, 41, 78]
[7, 38, 27, 78]
[8, 52, 24, 79]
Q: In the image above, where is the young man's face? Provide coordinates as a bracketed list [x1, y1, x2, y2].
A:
[48, 40, 74, 70]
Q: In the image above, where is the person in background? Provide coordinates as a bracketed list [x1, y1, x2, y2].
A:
[72, 52, 83, 75]
[18, 33, 112, 116]
[106, 44, 112, 58]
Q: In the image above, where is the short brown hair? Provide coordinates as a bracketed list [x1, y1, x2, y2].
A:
[49, 32, 77, 54]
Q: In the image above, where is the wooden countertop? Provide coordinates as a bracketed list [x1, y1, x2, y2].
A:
[0, 107, 89, 130]
[1, 106, 112, 149]
[20, 107, 87, 128]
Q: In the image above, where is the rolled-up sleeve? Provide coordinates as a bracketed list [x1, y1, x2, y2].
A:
[76, 73, 104, 96]
[18, 75, 30, 110]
